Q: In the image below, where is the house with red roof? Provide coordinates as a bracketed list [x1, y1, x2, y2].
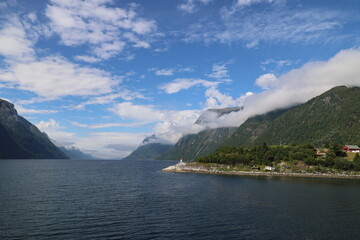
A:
[343, 145, 360, 152]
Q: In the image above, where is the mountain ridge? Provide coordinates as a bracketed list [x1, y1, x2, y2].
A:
[161, 86, 360, 160]
[0, 99, 68, 159]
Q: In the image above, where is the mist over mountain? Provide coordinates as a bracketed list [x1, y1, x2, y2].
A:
[59, 146, 96, 160]
[125, 107, 243, 160]
[160, 86, 360, 160]
[227, 86, 360, 146]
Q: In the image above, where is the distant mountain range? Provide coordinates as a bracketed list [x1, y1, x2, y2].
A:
[59, 146, 96, 160]
[126, 85, 360, 161]
[0, 99, 68, 159]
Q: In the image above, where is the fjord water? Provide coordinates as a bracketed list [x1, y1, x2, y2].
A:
[1, 160, 360, 240]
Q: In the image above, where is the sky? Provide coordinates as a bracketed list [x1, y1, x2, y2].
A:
[0, 0, 360, 159]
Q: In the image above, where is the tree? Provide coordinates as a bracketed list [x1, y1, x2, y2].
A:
[353, 153, 360, 163]
[329, 143, 346, 157]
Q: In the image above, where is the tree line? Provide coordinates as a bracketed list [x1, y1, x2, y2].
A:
[196, 143, 360, 171]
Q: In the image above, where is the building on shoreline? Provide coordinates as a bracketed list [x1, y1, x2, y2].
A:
[343, 145, 360, 152]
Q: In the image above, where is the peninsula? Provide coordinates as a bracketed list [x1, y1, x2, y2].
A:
[163, 144, 360, 180]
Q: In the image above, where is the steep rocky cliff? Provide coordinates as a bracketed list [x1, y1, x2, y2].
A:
[0, 99, 68, 159]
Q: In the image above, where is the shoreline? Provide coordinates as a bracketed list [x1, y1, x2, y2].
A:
[162, 162, 360, 179]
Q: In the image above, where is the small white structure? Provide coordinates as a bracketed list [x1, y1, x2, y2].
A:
[264, 166, 275, 171]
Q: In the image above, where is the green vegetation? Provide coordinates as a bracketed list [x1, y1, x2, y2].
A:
[158, 127, 237, 160]
[354, 153, 360, 162]
[160, 86, 360, 161]
[227, 86, 360, 147]
[196, 143, 360, 172]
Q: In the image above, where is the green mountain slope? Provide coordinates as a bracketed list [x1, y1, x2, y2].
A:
[161, 86, 360, 161]
[123, 143, 172, 160]
[158, 127, 237, 160]
[0, 99, 68, 159]
[229, 86, 360, 147]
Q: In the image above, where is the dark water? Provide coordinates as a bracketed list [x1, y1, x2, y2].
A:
[1, 160, 360, 240]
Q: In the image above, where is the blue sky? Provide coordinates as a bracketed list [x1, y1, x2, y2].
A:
[0, 0, 360, 159]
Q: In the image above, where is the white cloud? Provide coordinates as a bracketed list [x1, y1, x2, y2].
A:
[261, 59, 296, 70]
[36, 119, 77, 146]
[110, 102, 203, 144]
[160, 78, 220, 94]
[37, 118, 61, 131]
[110, 102, 165, 122]
[92, 41, 126, 59]
[186, 6, 348, 48]
[74, 55, 101, 63]
[0, 56, 120, 99]
[212, 48, 360, 128]
[27, 12, 37, 22]
[0, 15, 124, 101]
[46, 0, 157, 59]
[208, 63, 230, 79]
[204, 87, 254, 109]
[15, 105, 58, 115]
[213, 0, 279, 20]
[154, 69, 174, 76]
[150, 67, 195, 76]
[76, 132, 148, 159]
[178, 0, 212, 13]
[255, 73, 279, 90]
[36, 118, 149, 159]
[73, 91, 148, 110]
[0, 16, 35, 62]
[235, 0, 278, 8]
[153, 110, 203, 144]
[71, 121, 148, 129]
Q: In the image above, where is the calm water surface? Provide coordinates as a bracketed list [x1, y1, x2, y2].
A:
[1, 159, 360, 240]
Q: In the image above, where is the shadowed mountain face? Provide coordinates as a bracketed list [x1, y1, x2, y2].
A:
[0, 99, 68, 159]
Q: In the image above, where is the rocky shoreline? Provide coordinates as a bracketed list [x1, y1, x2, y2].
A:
[163, 162, 360, 179]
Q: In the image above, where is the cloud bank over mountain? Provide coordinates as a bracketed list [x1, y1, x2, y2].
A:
[216, 48, 360, 128]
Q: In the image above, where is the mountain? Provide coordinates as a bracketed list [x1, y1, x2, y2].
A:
[157, 107, 242, 160]
[228, 85, 360, 146]
[59, 146, 96, 160]
[160, 86, 360, 160]
[123, 143, 173, 160]
[195, 107, 243, 125]
[157, 127, 237, 160]
[124, 107, 243, 160]
[0, 99, 68, 159]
